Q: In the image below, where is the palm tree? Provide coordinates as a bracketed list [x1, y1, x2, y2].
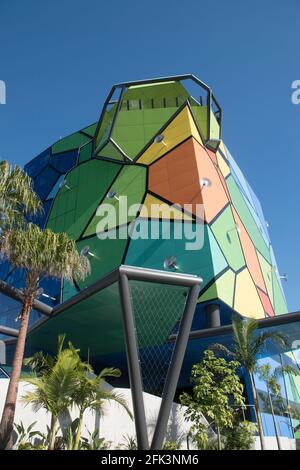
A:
[0, 160, 41, 231]
[21, 336, 81, 450]
[72, 364, 133, 450]
[212, 316, 288, 450]
[0, 224, 90, 449]
[257, 363, 299, 450]
[22, 336, 132, 450]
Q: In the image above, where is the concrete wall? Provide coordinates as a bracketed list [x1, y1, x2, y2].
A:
[0, 378, 195, 449]
[0, 378, 295, 450]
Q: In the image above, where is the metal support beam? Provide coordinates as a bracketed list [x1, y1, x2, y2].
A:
[168, 310, 300, 344]
[118, 272, 149, 450]
[0, 325, 19, 337]
[0, 340, 6, 364]
[119, 265, 200, 287]
[0, 280, 52, 316]
[118, 265, 202, 450]
[151, 283, 201, 450]
[205, 303, 221, 328]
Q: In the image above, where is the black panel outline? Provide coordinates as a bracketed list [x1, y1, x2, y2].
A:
[77, 163, 125, 241]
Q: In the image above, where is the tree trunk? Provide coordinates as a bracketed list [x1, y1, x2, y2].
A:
[48, 414, 58, 450]
[217, 426, 222, 450]
[73, 410, 84, 450]
[268, 389, 281, 450]
[0, 297, 33, 450]
[249, 372, 265, 450]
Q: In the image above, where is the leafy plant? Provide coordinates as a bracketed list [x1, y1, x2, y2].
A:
[14, 420, 39, 450]
[120, 434, 137, 450]
[180, 349, 245, 450]
[224, 418, 257, 450]
[20, 335, 131, 450]
[21, 341, 81, 449]
[163, 439, 180, 450]
[72, 364, 132, 450]
[60, 418, 80, 450]
[80, 429, 110, 450]
[187, 425, 218, 450]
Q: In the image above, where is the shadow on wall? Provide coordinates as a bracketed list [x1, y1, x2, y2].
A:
[0, 378, 195, 449]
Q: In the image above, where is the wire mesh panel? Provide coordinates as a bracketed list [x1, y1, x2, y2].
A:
[128, 280, 189, 395]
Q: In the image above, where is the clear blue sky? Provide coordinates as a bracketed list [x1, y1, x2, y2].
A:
[0, 0, 299, 311]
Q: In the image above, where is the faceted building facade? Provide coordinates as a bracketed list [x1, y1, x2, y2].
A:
[24, 75, 287, 318]
[1, 75, 299, 440]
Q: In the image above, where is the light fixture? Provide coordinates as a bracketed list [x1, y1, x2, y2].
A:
[106, 190, 119, 201]
[227, 223, 240, 235]
[260, 221, 270, 234]
[164, 256, 178, 270]
[41, 292, 57, 301]
[154, 134, 166, 146]
[59, 179, 71, 190]
[200, 177, 212, 189]
[279, 274, 288, 282]
[80, 245, 95, 258]
[34, 288, 56, 301]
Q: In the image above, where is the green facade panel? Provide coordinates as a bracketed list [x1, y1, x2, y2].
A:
[272, 270, 288, 314]
[95, 104, 118, 150]
[97, 141, 124, 161]
[210, 205, 246, 272]
[122, 81, 189, 107]
[83, 164, 146, 237]
[81, 122, 97, 137]
[257, 251, 273, 305]
[111, 107, 178, 158]
[76, 232, 129, 289]
[226, 175, 272, 263]
[125, 220, 227, 291]
[209, 109, 220, 140]
[191, 106, 208, 140]
[47, 159, 122, 239]
[78, 140, 93, 163]
[199, 268, 235, 306]
[52, 132, 91, 154]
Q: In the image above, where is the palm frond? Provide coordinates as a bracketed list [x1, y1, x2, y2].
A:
[23, 351, 54, 373]
[274, 364, 299, 379]
[252, 331, 288, 355]
[57, 334, 66, 358]
[94, 389, 133, 419]
[0, 160, 42, 231]
[0, 223, 90, 291]
[97, 368, 122, 381]
[20, 389, 46, 413]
